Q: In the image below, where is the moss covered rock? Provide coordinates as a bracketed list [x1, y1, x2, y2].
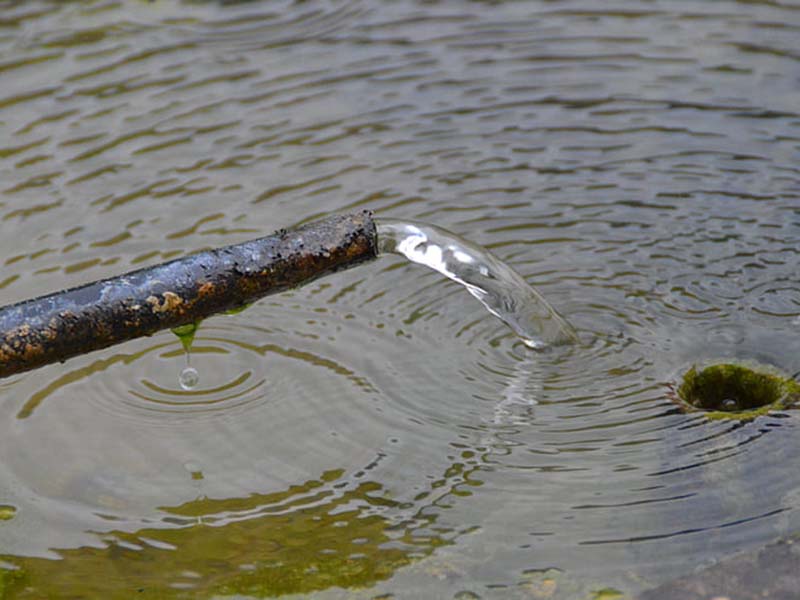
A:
[675, 362, 800, 421]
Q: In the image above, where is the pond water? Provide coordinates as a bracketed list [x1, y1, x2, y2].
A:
[0, 1, 799, 598]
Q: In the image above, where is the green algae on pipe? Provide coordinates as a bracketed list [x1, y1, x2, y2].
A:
[0, 212, 378, 379]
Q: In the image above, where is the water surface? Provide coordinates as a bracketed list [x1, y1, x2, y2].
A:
[0, 0, 799, 598]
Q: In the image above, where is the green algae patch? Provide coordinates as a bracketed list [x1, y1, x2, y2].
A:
[224, 303, 251, 317]
[170, 304, 249, 352]
[591, 588, 626, 600]
[171, 321, 201, 353]
[675, 362, 800, 421]
[0, 568, 24, 600]
[0, 470, 449, 599]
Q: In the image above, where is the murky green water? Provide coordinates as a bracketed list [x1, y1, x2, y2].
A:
[1, 1, 799, 598]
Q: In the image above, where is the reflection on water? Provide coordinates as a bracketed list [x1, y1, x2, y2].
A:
[1, 0, 800, 598]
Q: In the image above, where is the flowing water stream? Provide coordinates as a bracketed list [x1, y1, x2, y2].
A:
[376, 219, 579, 349]
[170, 219, 578, 390]
[0, 1, 799, 598]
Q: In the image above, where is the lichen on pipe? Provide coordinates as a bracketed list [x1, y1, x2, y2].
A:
[0, 211, 378, 379]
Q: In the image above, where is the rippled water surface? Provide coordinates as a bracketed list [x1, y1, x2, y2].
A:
[1, 1, 799, 598]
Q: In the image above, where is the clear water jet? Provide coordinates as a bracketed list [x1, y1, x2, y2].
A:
[376, 219, 579, 349]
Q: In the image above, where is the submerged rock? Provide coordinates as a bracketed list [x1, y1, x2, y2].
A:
[639, 531, 800, 600]
[671, 361, 800, 421]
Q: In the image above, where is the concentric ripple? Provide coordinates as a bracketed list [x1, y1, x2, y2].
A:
[121, 325, 274, 420]
[1, 0, 800, 598]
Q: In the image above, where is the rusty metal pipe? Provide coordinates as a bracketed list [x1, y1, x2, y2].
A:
[0, 212, 378, 379]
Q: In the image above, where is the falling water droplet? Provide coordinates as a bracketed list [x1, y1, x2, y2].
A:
[180, 366, 199, 390]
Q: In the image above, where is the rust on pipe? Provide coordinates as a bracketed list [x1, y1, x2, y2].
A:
[0, 211, 378, 379]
